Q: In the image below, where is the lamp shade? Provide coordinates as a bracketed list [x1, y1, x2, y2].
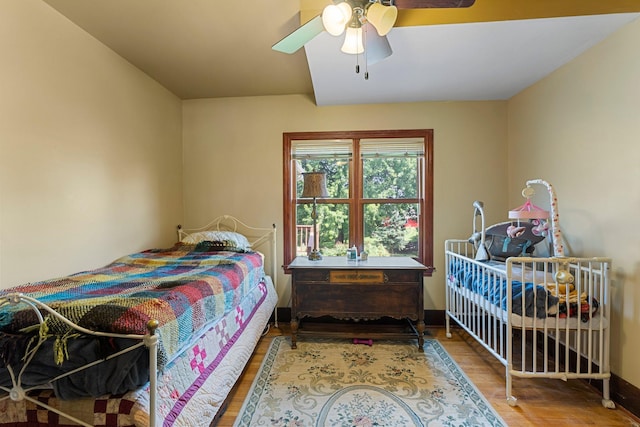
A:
[322, 2, 352, 36]
[301, 172, 329, 198]
[366, 2, 397, 36]
[341, 26, 364, 54]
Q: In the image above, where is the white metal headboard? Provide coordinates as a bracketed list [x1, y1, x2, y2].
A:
[176, 215, 278, 326]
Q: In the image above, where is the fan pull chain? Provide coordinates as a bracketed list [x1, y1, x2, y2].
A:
[363, 23, 369, 80]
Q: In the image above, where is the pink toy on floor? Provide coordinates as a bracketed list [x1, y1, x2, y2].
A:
[353, 338, 373, 346]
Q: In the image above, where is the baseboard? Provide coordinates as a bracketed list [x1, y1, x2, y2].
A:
[612, 375, 640, 418]
[274, 307, 291, 323]
[271, 307, 640, 419]
[424, 309, 446, 327]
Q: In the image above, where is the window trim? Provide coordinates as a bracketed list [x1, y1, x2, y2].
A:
[283, 129, 434, 275]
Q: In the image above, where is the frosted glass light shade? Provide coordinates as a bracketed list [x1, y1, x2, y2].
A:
[341, 27, 364, 54]
[363, 22, 392, 65]
[367, 3, 397, 36]
[322, 2, 352, 36]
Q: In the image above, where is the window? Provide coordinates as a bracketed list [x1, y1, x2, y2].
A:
[283, 130, 433, 274]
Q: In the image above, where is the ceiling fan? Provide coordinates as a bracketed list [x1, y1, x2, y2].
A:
[272, 0, 476, 61]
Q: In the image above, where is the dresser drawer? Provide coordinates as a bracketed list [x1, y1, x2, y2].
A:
[295, 283, 420, 318]
[293, 269, 329, 282]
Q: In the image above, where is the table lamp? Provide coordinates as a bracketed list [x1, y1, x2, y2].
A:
[301, 172, 329, 260]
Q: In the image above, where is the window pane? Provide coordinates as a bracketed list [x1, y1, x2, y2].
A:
[362, 157, 418, 199]
[363, 203, 419, 257]
[296, 159, 349, 199]
[295, 203, 349, 257]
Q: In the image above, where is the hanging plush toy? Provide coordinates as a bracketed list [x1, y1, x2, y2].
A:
[506, 224, 526, 238]
[531, 219, 550, 237]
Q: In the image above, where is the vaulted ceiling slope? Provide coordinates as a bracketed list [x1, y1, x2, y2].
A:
[43, 0, 640, 106]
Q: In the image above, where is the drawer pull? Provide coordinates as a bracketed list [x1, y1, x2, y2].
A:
[329, 270, 385, 284]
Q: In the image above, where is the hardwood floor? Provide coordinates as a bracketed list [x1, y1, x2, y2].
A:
[215, 324, 640, 426]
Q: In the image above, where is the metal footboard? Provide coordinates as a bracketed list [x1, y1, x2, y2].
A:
[0, 293, 159, 427]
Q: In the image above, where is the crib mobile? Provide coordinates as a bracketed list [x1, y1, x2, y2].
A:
[509, 178, 564, 257]
[474, 178, 573, 283]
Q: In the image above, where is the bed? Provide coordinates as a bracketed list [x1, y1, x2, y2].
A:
[445, 197, 614, 408]
[0, 215, 278, 426]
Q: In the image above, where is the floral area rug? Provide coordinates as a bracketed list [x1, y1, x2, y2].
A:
[234, 336, 506, 427]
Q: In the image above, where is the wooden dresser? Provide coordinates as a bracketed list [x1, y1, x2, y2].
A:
[287, 256, 427, 350]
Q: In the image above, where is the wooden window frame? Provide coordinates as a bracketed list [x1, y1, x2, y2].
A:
[283, 129, 434, 275]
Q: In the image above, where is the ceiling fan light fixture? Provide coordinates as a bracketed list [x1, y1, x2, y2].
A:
[341, 26, 364, 54]
[366, 2, 397, 36]
[322, 2, 353, 36]
[363, 22, 392, 65]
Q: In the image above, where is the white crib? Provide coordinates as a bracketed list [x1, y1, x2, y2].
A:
[445, 239, 614, 408]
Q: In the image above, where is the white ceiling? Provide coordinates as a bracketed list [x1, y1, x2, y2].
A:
[42, 0, 639, 106]
[307, 13, 640, 105]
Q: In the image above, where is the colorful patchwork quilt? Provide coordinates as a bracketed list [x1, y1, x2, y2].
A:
[0, 243, 265, 398]
[0, 278, 277, 426]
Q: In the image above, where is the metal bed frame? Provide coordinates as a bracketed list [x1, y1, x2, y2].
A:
[0, 215, 278, 426]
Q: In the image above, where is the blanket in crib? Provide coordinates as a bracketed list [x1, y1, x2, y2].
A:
[448, 258, 559, 318]
[0, 243, 265, 370]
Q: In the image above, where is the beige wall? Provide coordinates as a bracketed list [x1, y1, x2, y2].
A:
[182, 96, 508, 309]
[0, 1, 183, 289]
[508, 18, 640, 387]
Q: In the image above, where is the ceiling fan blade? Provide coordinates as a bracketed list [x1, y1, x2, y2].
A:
[272, 15, 324, 54]
[393, 0, 475, 8]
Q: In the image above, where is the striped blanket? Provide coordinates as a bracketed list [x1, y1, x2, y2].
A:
[0, 243, 265, 369]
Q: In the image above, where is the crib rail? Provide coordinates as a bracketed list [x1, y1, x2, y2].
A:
[444, 239, 613, 408]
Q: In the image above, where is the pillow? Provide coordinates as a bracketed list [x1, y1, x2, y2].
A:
[182, 230, 251, 250]
[194, 240, 246, 253]
[485, 221, 546, 260]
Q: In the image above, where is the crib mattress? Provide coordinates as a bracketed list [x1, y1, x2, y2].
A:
[447, 257, 602, 324]
[448, 281, 609, 330]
